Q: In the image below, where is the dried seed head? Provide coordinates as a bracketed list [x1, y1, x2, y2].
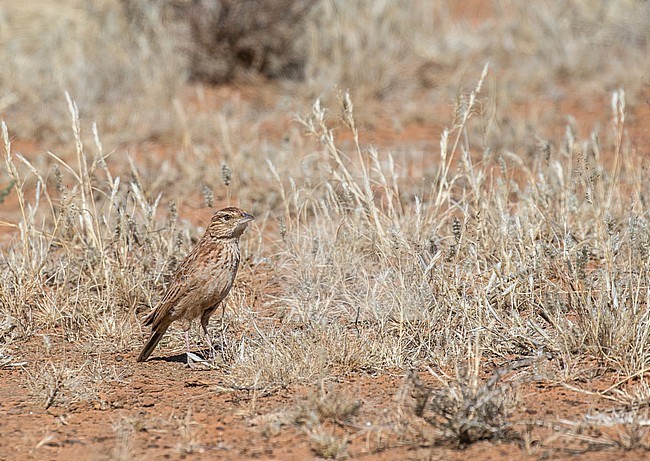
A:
[221, 164, 232, 186]
[114, 208, 122, 239]
[342, 90, 355, 129]
[128, 217, 141, 246]
[53, 164, 63, 194]
[498, 155, 507, 177]
[278, 216, 287, 242]
[428, 237, 438, 256]
[202, 185, 214, 208]
[452, 216, 462, 244]
[576, 246, 588, 280]
[169, 201, 178, 224]
[543, 142, 551, 163]
[446, 244, 458, 262]
[176, 231, 184, 252]
[0, 180, 15, 204]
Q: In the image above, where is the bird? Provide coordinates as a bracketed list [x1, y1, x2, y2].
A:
[137, 206, 254, 364]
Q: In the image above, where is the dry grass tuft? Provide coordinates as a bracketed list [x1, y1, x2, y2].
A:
[308, 429, 350, 459]
[298, 387, 358, 458]
[175, 407, 205, 455]
[550, 409, 650, 453]
[294, 383, 363, 428]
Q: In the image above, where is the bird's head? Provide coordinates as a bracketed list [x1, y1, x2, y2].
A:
[207, 207, 255, 239]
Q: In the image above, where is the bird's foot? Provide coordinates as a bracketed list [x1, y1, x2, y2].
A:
[187, 351, 224, 369]
[186, 351, 208, 369]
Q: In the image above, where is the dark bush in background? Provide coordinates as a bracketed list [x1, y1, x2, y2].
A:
[187, 0, 315, 83]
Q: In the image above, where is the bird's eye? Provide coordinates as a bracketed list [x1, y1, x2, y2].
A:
[222, 215, 231, 222]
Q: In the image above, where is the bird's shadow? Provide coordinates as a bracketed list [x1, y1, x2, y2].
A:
[149, 353, 187, 363]
[149, 348, 217, 364]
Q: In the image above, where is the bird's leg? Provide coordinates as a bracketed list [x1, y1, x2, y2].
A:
[185, 330, 194, 367]
[185, 328, 207, 368]
[200, 312, 215, 361]
[220, 303, 228, 359]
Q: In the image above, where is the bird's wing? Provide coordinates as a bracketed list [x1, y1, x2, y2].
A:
[143, 245, 204, 330]
[143, 240, 238, 330]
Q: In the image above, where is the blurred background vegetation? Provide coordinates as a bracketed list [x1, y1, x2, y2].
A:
[0, 0, 647, 145]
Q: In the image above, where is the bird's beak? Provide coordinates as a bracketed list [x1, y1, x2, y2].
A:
[239, 212, 255, 224]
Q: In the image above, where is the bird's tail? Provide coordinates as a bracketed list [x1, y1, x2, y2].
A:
[137, 325, 169, 362]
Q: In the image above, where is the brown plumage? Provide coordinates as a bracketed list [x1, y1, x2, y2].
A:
[137, 206, 254, 363]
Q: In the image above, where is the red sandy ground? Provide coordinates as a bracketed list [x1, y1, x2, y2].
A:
[3, 340, 650, 460]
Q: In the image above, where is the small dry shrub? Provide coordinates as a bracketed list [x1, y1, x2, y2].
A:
[260, 383, 359, 459]
[406, 361, 521, 447]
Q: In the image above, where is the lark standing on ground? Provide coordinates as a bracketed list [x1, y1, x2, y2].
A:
[137, 206, 254, 365]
